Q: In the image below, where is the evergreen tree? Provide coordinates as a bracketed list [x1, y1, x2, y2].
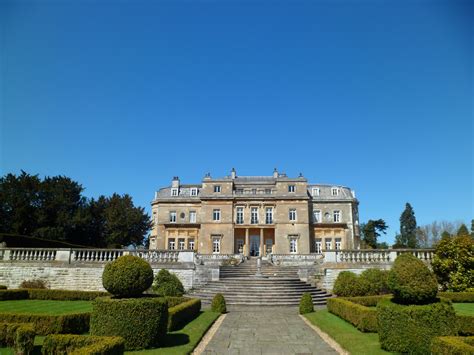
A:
[362, 219, 388, 249]
[399, 203, 418, 248]
[471, 220, 474, 238]
[457, 224, 470, 237]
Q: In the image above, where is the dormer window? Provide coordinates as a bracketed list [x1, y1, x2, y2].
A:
[171, 188, 178, 196]
[331, 187, 339, 196]
[288, 185, 296, 193]
[312, 188, 320, 196]
[214, 185, 221, 193]
[190, 188, 198, 196]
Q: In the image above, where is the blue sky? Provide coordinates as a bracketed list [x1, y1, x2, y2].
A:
[1, 0, 473, 244]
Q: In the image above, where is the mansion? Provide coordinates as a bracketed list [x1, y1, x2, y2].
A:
[149, 169, 360, 255]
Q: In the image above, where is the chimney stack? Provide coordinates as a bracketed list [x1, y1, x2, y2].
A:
[171, 176, 180, 188]
[273, 168, 278, 179]
[231, 168, 236, 179]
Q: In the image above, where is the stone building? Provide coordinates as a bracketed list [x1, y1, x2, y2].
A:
[149, 169, 360, 255]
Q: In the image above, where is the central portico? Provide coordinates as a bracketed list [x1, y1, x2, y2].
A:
[234, 227, 275, 256]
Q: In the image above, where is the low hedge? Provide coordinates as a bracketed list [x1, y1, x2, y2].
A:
[164, 296, 189, 308]
[431, 336, 474, 354]
[377, 298, 458, 354]
[346, 295, 391, 307]
[0, 286, 7, 290]
[0, 322, 35, 355]
[0, 290, 29, 301]
[0, 313, 90, 335]
[439, 292, 474, 303]
[90, 296, 168, 350]
[327, 298, 378, 332]
[42, 334, 125, 355]
[27, 289, 109, 301]
[168, 298, 201, 331]
[458, 315, 474, 335]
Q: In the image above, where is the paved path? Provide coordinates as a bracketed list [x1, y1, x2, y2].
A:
[202, 307, 338, 355]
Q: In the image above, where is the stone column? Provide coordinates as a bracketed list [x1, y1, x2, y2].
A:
[245, 228, 250, 257]
[260, 228, 264, 257]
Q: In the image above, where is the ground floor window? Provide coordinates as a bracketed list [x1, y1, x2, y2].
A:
[236, 239, 244, 254]
[325, 238, 332, 250]
[265, 239, 273, 254]
[168, 238, 176, 250]
[315, 239, 322, 253]
[289, 238, 298, 253]
[178, 238, 185, 250]
[212, 238, 221, 254]
[188, 238, 195, 250]
[335, 238, 342, 250]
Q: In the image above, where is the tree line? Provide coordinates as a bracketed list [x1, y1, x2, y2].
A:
[361, 202, 473, 249]
[0, 171, 151, 248]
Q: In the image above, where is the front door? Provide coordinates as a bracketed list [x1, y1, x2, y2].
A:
[249, 235, 260, 256]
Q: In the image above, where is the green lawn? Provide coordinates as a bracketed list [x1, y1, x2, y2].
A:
[0, 300, 92, 315]
[453, 303, 474, 316]
[126, 310, 220, 355]
[304, 310, 394, 355]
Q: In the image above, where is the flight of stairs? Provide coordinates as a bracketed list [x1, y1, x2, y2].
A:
[188, 258, 331, 306]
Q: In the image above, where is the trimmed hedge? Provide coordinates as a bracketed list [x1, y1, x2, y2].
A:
[346, 295, 391, 307]
[164, 296, 188, 308]
[27, 289, 109, 301]
[168, 298, 201, 331]
[42, 334, 125, 355]
[90, 296, 168, 350]
[152, 269, 185, 297]
[0, 286, 7, 290]
[431, 336, 474, 355]
[299, 293, 314, 315]
[327, 298, 378, 332]
[0, 290, 29, 301]
[0, 313, 90, 335]
[332, 271, 368, 297]
[377, 298, 458, 354]
[0, 322, 35, 355]
[102, 255, 154, 298]
[458, 315, 474, 336]
[359, 269, 390, 296]
[439, 292, 474, 303]
[211, 294, 226, 314]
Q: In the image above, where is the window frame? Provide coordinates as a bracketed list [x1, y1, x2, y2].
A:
[189, 211, 197, 223]
[333, 210, 341, 223]
[168, 238, 176, 250]
[169, 211, 177, 223]
[236, 207, 244, 224]
[313, 210, 322, 223]
[265, 207, 273, 224]
[190, 188, 198, 196]
[213, 209, 221, 222]
[315, 239, 322, 253]
[331, 187, 339, 196]
[171, 188, 179, 196]
[312, 188, 320, 196]
[251, 207, 259, 224]
[214, 185, 221, 193]
[288, 185, 296, 193]
[212, 237, 221, 254]
[289, 238, 298, 254]
[289, 208, 297, 222]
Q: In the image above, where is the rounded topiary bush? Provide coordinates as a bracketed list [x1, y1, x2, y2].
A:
[211, 293, 226, 313]
[102, 255, 153, 298]
[388, 253, 438, 305]
[90, 296, 168, 350]
[152, 269, 185, 297]
[359, 269, 390, 296]
[333, 271, 370, 297]
[299, 293, 314, 314]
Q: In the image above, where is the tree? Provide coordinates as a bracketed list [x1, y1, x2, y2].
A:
[361, 219, 388, 249]
[431, 234, 474, 291]
[471, 219, 474, 238]
[457, 224, 470, 237]
[398, 203, 418, 248]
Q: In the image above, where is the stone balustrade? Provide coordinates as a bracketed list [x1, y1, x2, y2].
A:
[323, 249, 434, 264]
[130, 250, 180, 263]
[72, 249, 124, 262]
[5, 248, 58, 262]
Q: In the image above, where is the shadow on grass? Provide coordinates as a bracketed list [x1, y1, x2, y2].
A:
[159, 333, 190, 348]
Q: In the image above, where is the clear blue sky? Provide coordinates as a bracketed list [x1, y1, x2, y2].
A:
[1, 0, 473, 245]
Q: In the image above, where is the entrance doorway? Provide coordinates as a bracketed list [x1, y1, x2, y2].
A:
[249, 235, 260, 256]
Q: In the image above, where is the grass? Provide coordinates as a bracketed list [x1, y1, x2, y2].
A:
[0, 300, 92, 315]
[453, 302, 474, 316]
[126, 310, 220, 355]
[304, 310, 393, 355]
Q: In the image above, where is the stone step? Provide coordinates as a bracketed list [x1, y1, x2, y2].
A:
[194, 285, 324, 292]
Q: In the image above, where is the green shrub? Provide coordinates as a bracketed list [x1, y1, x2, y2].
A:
[168, 298, 201, 331]
[346, 295, 391, 307]
[152, 269, 185, 297]
[299, 293, 314, 315]
[377, 298, 458, 354]
[20, 279, 48, 289]
[0, 286, 7, 290]
[332, 271, 369, 297]
[457, 315, 474, 335]
[27, 289, 109, 301]
[211, 293, 226, 314]
[359, 269, 390, 295]
[0, 313, 90, 335]
[0, 289, 29, 301]
[90, 296, 168, 350]
[327, 298, 378, 332]
[431, 336, 474, 354]
[388, 253, 438, 305]
[42, 334, 125, 355]
[164, 296, 188, 308]
[102, 255, 153, 298]
[439, 292, 474, 303]
[0, 322, 35, 355]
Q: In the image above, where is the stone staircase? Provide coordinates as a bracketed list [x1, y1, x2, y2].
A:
[188, 258, 331, 306]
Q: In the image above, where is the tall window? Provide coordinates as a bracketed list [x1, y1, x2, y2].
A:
[169, 211, 177, 223]
[237, 239, 244, 253]
[168, 238, 176, 250]
[335, 238, 342, 250]
[236, 207, 244, 224]
[325, 238, 332, 250]
[212, 237, 220, 254]
[190, 188, 198, 196]
[331, 187, 339, 196]
[289, 208, 297, 221]
[251, 207, 259, 224]
[265, 188, 272, 194]
[312, 188, 320, 196]
[315, 239, 322, 253]
[214, 185, 221, 193]
[289, 237, 298, 253]
[213, 209, 221, 221]
[265, 207, 273, 224]
[188, 239, 195, 250]
[178, 238, 185, 250]
[288, 185, 296, 193]
[171, 188, 178, 196]
[333, 210, 341, 222]
[189, 211, 196, 223]
[313, 210, 321, 223]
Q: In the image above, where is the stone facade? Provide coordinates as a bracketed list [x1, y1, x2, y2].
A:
[149, 169, 360, 256]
